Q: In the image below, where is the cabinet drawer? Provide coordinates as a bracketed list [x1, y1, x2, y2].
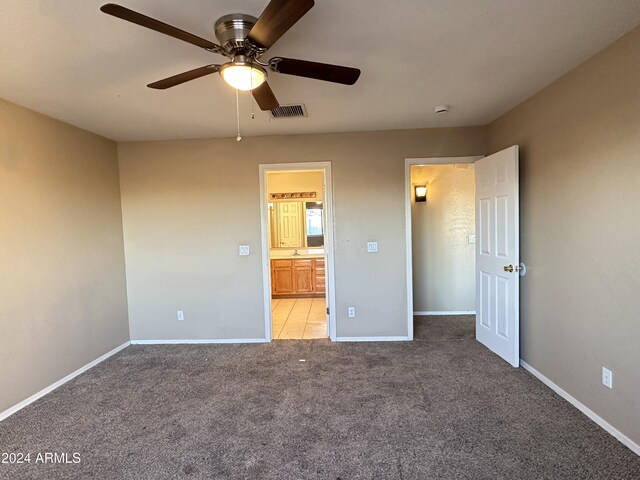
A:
[314, 258, 326, 291]
[314, 259, 325, 278]
[293, 259, 314, 268]
[272, 259, 292, 268]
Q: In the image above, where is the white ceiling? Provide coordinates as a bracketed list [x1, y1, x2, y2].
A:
[1, 1, 639, 141]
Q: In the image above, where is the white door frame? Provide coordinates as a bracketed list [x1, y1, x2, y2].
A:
[404, 156, 484, 339]
[259, 162, 337, 341]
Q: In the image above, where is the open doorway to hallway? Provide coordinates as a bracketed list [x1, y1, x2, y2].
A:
[409, 161, 477, 333]
[264, 168, 329, 340]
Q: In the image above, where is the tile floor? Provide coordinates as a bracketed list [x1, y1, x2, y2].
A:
[272, 297, 327, 340]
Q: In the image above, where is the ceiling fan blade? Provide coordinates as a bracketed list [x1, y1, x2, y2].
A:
[147, 65, 220, 89]
[100, 3, 220, 51]
[269, 57, 360, 85]
[247, 0, 315, 49]
[252, 82, 279, 111]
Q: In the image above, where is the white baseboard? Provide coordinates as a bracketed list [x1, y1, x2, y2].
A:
[521, 360, 640, 457]
[0, 341, 130, 422]
[414, 311, 476, 316]
[130, 338, 268, 345]
[336, 336, 411, 342]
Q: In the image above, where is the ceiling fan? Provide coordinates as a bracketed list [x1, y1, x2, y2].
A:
[100, 0, 361, 111]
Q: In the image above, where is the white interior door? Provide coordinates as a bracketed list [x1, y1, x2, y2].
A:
[475, 146, 520, 367]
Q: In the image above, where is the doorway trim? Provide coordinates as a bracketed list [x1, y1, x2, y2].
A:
[404, 156, 483, 338]
[259, 162, 337, 341]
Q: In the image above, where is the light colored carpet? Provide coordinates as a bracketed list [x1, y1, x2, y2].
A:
[1, 315, 638, 479]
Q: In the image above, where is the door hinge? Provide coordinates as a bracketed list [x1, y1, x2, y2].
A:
[326, 307, 330, 315]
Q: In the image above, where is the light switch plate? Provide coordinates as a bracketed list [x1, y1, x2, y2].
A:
[177, 310, 184, 321]
[239, 245, 250, 256]
[367, 242, 378, 253]
[602, 367, 613, 389]
[468, 235, 476, 244]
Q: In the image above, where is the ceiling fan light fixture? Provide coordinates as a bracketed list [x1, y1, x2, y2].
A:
[220, 61, 267, 91]
[100, 1, 360, 111]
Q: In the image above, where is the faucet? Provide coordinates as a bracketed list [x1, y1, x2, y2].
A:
[293, 249, 300, 256]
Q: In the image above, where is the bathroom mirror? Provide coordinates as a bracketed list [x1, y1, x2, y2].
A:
[269, 201, 324, 248]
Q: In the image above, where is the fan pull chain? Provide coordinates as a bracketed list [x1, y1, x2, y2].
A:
[235, 89, 242, 142]
[250, 74, 255, 119]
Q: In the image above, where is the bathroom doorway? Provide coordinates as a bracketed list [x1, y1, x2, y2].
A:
[259, 163, 336, 341]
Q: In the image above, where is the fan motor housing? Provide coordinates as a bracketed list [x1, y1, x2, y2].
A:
[214, 14, 257, 52]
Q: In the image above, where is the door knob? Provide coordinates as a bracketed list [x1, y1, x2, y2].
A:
[503, 265, 514, 273]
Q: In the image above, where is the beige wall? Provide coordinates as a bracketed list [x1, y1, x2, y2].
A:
[118, 127, 485, 340]
[267, 170, 324, 201]
[411, 165, 475, 312]
[487, 26, 640, 445]
[0, 99, 129, 413]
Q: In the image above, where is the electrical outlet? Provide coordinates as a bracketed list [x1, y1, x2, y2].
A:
[177, 310, 184, 321]
[367, 242, 378, 253]
[602, 367, 613, 389]
[348, 307, 356, 318]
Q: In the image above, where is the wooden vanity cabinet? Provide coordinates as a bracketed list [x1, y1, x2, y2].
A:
[271, 258, 325, 297]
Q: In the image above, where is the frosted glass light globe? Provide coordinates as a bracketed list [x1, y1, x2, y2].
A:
[220, 63, 266, 91]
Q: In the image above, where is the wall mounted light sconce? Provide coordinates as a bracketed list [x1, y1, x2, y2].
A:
[415, 185, 427, 203]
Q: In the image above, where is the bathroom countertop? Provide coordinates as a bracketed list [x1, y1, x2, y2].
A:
[270, 249, 325, 260]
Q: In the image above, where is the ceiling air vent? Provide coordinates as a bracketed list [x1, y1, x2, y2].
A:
[269, 104, 308, 119]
